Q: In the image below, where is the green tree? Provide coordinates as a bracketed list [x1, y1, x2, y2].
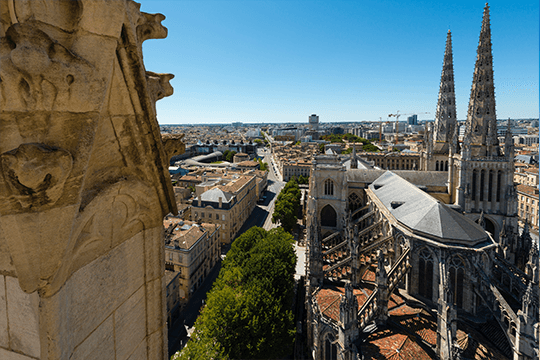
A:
[175, 227, 296, 360]
[363, 143, 380, 152]
[225, 150, 236, 162]
[298, 175, 309, 184]
[273, 179, 301, 232]
[222, 150, 230, 161]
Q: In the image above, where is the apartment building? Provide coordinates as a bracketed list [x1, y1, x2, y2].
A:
[514, 166, 539, 187]
[191, 174, 258, 244]
[163, 218, 220, 324]
[282, 159, 312, 182]
[362, 151, 420, 170]
[517, 184, 539, 233]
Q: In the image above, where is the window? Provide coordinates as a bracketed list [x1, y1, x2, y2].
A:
[449, 257, 465, 308]
[201, 212, 204, 218]
[418, 249, 434, 302]
[216, 213, 219, 220]
[169, 253, 173, 261]
[324, 179, 334, 196]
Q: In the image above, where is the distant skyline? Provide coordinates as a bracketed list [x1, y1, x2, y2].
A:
[141, 1, 539, 125]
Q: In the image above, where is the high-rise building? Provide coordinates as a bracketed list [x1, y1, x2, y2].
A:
[407, 114, 418, 125]
[309, 114, 319, 131]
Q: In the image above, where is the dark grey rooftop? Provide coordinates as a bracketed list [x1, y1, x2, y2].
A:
[200, 187, 233, 202]
[369, 171, 488, 246]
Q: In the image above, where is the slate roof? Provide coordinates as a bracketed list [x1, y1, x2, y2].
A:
[200, 187, 233, 203]
[369, 171, 489, 246]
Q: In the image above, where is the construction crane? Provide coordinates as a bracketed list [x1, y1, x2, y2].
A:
[388, 111, 430, 145]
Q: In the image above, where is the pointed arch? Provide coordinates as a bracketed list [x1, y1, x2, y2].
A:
[418, 248, 435, 302]
[348, 192, 362, 212]
[448, 255, 465, 308]
[321, 205, 337, 227]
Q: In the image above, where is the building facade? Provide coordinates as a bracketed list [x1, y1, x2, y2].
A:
[164, 218, 220, 324]
[191, 174, 258, 244]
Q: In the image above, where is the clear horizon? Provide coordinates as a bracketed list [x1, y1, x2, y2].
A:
[141, 1, 539, 125]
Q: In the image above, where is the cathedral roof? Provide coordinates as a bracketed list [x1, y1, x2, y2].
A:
[369, 171, 490, 246]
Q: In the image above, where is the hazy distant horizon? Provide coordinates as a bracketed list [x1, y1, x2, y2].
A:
[142, 1, 539, 125]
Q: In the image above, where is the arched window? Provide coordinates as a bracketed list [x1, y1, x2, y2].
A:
[324, 179, 334, 196]
[321, 205, 337, 227]
[488, 170, 493, 202]
[472, 170, 477, 201]
[348, 193, 362, 212]
[436, 161, 439, 171]
[445, 161, 448, 171]
[324, 334, 338, 360]
[418, 249, 434, 302]
[480, 170, 485, 201]
[496, 171, 502, 202]
[449, 256, 465, 308]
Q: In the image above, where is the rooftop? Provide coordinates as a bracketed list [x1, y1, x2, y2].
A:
[369, 171, 489, 245]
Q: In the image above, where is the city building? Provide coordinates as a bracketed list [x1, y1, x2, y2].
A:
[407, 114, 418, 125]
[191, 174, 258, 244]
[164, 218, 220, 324]
[517, 184, 539, 233]
[309, 114, 320, 131]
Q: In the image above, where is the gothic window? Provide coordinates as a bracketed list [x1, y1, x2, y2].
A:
[321, 205, 337, 227]
[496, 171, 502, 202]
[472, 170, 477, 201]
[445, 161, 449, 171]
[324, 334, 338, 360]
[348, 193, 362, 212]
[436, 161, 439, 171]
[480, 170, 485, 201]
[488, 170, 493, 202]
[418, 249, 434, 301]
[449, 256, 465, 308]
[324, 179, 334, 196]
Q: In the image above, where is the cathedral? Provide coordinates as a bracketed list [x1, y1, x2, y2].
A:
[305, 4, 539, 360]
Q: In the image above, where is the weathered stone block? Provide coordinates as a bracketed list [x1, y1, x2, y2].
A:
[127, 338, 148, 360]
[145, 277, 164, 335]
[144, 226, 164, 282]
[0, 276, 7, 349]
[5, 276, 40, 358]
[70, 316, 115, 360]
[78, 0, 127, 38]
[0, 347, 38, 360]
[42, 232, 144, 358]
[146, 329, 166, 360]
[115, 287, 146, 360]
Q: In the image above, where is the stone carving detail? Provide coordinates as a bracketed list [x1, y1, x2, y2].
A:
[1, 22, 96, 112]
[162, 133, 186, 161]
[1, 143, 73, 208]
[0, 1, 179, 358]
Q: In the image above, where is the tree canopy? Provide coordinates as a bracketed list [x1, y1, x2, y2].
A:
[174, 227, 296, 360]
[272, 178, 301, 232]
[222, 150, 237, 162]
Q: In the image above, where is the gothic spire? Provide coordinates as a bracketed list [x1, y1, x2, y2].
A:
[433, 30, 457, 147]
[504, 118, 514, 159]
[463, 3, 499, 157]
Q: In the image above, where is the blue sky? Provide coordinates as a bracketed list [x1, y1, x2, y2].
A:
[141, 0, 539, 125]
